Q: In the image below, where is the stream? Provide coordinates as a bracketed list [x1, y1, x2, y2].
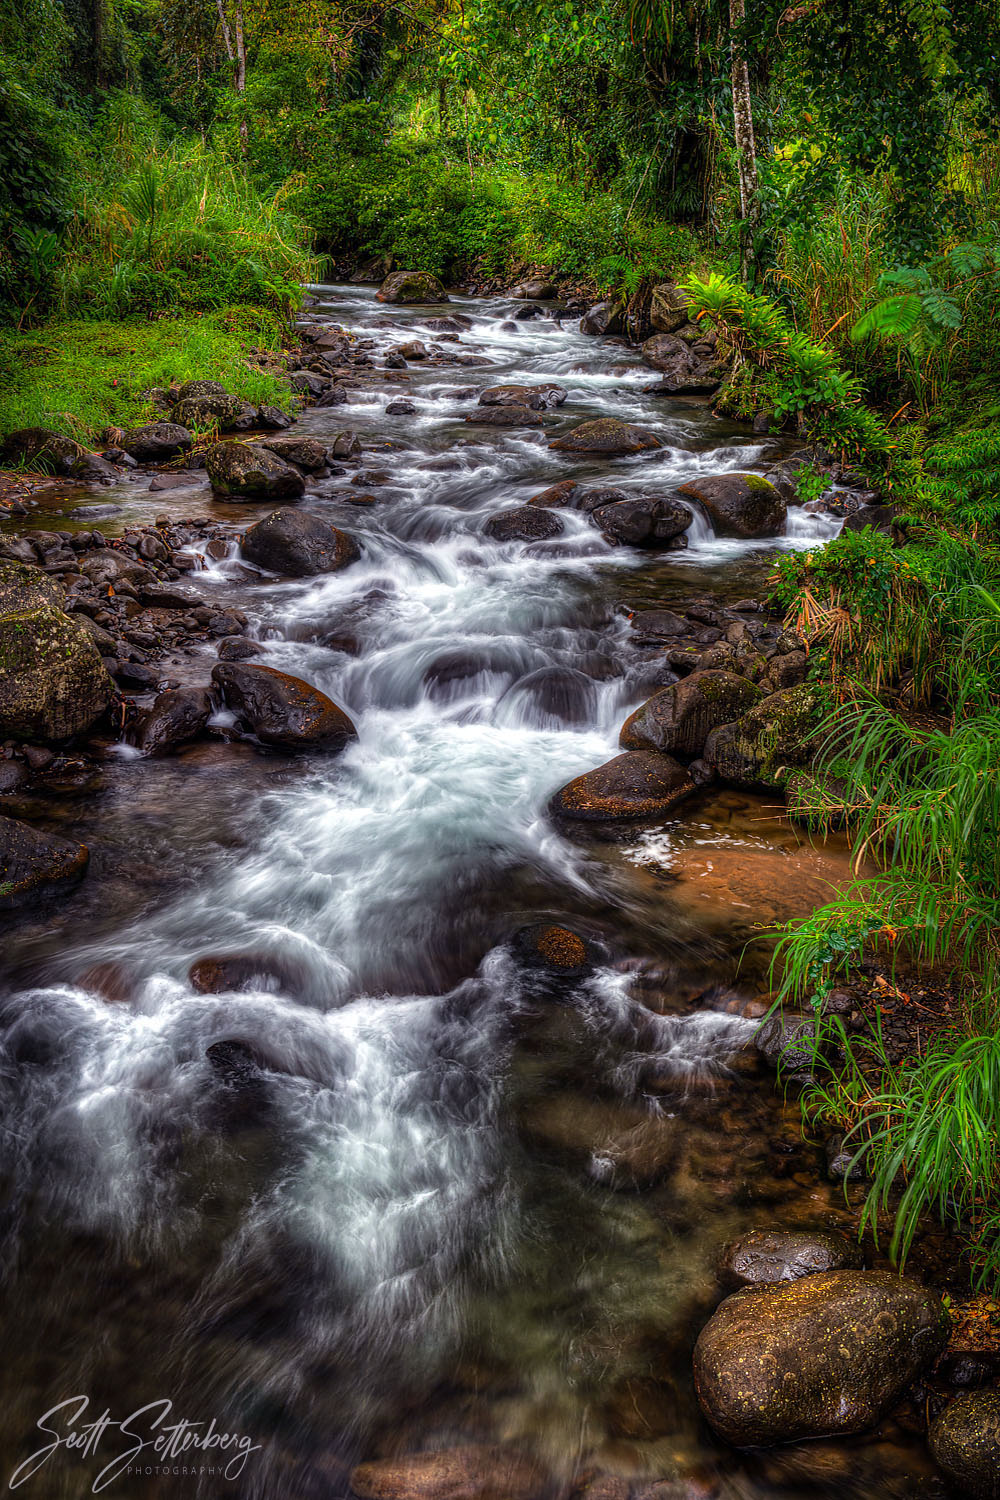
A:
[0, 289, 938, 1499]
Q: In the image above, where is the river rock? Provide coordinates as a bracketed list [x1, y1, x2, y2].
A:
[511, 922, 601, 982]
[526, 479, 580, 508]
[512, 280, 557, 299]
[580, 302, 625, 336]
[242, 509, 359, 577]
[117, 421, 193, 462]
[754, 1010, 816, 1079]
[0, 593, 113, 741]
[69, 454, 121, 483]
[205, 441, 305, 501]
[465, 406, 544, 427]
[549, 751, 694, 823]
[496, 666, 595, 726]
[376, 270, 449, 304]
[929, 1391, 1000, 1498]
[0, 558, 59, 614]
[350, 1446, 544, 1500]
[484, 506, 563, 542]
[630, 609, 688, 643]
[678, 474, 785, 539]
[592, 496, 691, 547]
[693, 1270, 950, 1447]
[719, 1229, 863, 1288]
[169, 394, 257, 431]
[0, 427, 85, 473]
[649, 283, 690, 334]
[134, 687, 213, 756]
[256, 404, 294, 430]
[211, 663, 357, 752]
[478, 383, 567, 410]
[0, 814, 89, 909]
[621, 672, 762, 758]
[703, 685, 817, 790]
[550, 418, 662, 455]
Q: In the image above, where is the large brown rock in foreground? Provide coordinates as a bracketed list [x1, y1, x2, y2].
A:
[350, 1445, 544, 1500]
[0, 563, 113, 741]
[241, 508, 359, 576]
[549, 418, 662, 456]
[0, 814, 89, 909]
[212, 663, 356, 752]
[693, 1270, 949, 1447]
[376, 270, 449, 304]
[549, 751, 694, 823]
[621, 671, 763, 758]
[678, 473, 785, 538]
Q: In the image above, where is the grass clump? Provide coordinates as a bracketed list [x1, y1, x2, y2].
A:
[0, 309, 293, 444]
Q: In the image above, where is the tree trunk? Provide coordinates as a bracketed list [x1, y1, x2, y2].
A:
[729, 0, 759, 270]
[438, 79, 448, 132]
[233, 0, 248, 151]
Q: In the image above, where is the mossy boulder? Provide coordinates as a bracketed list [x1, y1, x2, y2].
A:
[117, 421, 193, 462]
[205, 441, 305, 501]
[693, 1270, 949, 1447]
[549, 750, 694, 823]
[550, 418, 662, 456]
[252, 436, 330, 473]
[0, 427, 85, 474]
[376, 270, 449, 304]
[678, 472, 786, 538]
[929, 1391, 1000, 1499]
[0, 814, 89, 909]
[169, 394, 257, 431]
[0, 558, 60, 614]
[704, 685, 819, 790]
[621, 671, 763, 758]
[241, 508, 360, 577]
[649, 282, 690, 334]
[0, 568, 114, 741]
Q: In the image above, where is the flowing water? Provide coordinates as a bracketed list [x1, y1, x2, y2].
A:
[0, 291, 936, 1499]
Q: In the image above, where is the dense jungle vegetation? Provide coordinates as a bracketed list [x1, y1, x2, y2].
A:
[4, 0, 1000, 1291]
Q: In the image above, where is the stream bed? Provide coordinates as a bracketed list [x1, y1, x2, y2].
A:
[0, 290, 944, 1499]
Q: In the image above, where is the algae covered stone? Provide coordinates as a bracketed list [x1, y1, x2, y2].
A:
[929, 1390, 1000, 1499]
[678, 472, 786, 538]
[0, 563, 113, 740]
[620, 670, 763, 758]
[376, 270, 449, 304]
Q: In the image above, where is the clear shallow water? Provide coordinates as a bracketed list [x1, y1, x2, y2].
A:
[0, 291, 932, 1500]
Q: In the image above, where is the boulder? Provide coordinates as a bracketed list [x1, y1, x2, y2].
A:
[376, 270, 449, 304]
[703, 685, 818, 790]
[134, 687, 213, 756]
[592, 496, 691, 548]
[211, 663, 357, 752]
[549, 751, 694, 823]
[484, 507, 563, 542]
[0, 558, 59, 614]
[350, 1446, 543, 1500]
[630, 609, 688, 643]
[385, 400, 416, 416]
[621, 672, 763, 758]
[677, 474, 785, 539]
[579, 302, 625, 337]
[289, 371, 328, 396]
[526, 479, 580, 508]
[177, 380, 227, 400]
[0, 814, 89, 909]
[248, 436, 329, 473]
[693, 1270, 950, 1447]
[0, 428, 85, 473]
[465, 406, 544, 428]
[69, 454, 120, 483]
[511, 922, 601, 982]
[649, 283, 690, 334]
[169, 394, 257, 431]
[928, 1391, 1000, 1499]
[478, 383, 567, 410]
[0, 596, 113, 741]
[512, 280, 557, 299]
[117, 422, 193, 463]
[719, 1229, 863, 1288]
[550, 418, 661, 456]
[256, 405, 293, 430]
[205, 441, 305, 501]
[241, 509, 359, 577]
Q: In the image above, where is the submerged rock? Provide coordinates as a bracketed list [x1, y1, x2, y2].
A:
[678, 473, 785, 539]
[376, 270, 449, 304]
[205, 441, 305, 501]
[465, 405, 544, 427]
[478, 383, 566, 410]
[719, 1229, 863, 1288]
[928, 1390, 1000, 1499]
[550, 751, 694, 823]
[693, 1270, 948, 1447]
[350, 1445, 544, 1500]
[211, 663, 357, 752]
[621, 671, 762, 758]
[550, 418, 662, 455]
[241, 508, 359, 576]
[0, 814, 89, 909]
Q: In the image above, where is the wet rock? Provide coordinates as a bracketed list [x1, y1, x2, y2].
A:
[929, 1393, 1000, 1500]
[478, 383, 567, 410]
[649, 282, 690, 334]
[642, 333, 721, 395]
[693, 1270, 950, 1447]
[315, 386, 349, 407]
[550, 751, 694, 823]
[484, 506, 563, 543]
[465, 405, 545, 427]
[376, 270, 449, 304]
[677, 474, 785, 539]
[512, 280, 557, 299]
[256, 404, 294, 430]
[331, 431, 363, 458]
[621, 672, 762, 758]
[0, 813, 89, 908]
[630, 609, 688, 643]
[241, 508, 360, 577]
[205, 441, 305, 501]
[843, 503, 897, 535]
[421, 648, 512, 697]
[386, 399, 417, 415]
[719, 1229, 863, 1288]
[0, 595, 113, 742]
[289, 371, 328, 396]
[351, 1447, 544, 1500]
[526, 479, 580, 509]
[703, 685, 818, 790]
[579, 302, 625, 336]
[592, 496, 691, 547]
[550, 418, 662, 456]
[0, 428, 85, 473]
[211, 663, 357, 752]
[825, 1133, 868, 1182]
[190, 952, 306, 996]
[496, 666, 596, 727]
[511, 922, 601, 982]
[754, 1011, 816, 1079]
[522, 1093, 678, 1188]
[170, 394, 257, 431]
[69, 454, 120, 483]
[134, 687, 213, 756]
[117, 421, 193, 462]
[100, 447, 136, 468]
[113, 661, 160, 690]
[216, 636, 261, 661]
